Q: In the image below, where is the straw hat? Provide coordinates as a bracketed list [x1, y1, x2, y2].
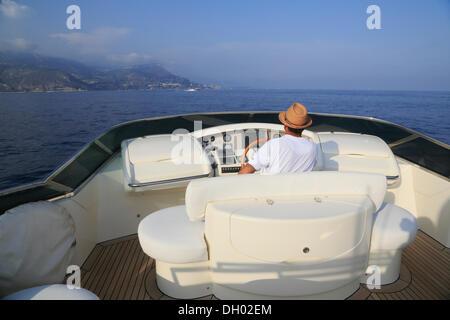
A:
[278, 102, 312, 129]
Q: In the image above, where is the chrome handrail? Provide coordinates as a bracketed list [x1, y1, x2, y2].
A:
[128, 174, 210, 188]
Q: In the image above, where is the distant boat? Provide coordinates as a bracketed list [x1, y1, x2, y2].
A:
[185, 88, 199, 92]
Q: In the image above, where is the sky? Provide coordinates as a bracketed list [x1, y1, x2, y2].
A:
[0, 0, 449, 90]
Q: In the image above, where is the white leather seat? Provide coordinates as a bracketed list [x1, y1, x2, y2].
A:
[138, 205, 207, 264]
[371, 203, 418, 251]
[361, 202, 418, 285]
[122, 134, 212, 191]
[316, 133, 400, 184]
[2, 284, 99, 300]
[138, 172, 400, 299]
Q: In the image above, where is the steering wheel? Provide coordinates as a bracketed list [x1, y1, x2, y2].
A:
[241, 138, 269, 168]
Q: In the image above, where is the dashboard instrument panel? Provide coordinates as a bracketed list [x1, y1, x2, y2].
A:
[193, 124, 285, 176]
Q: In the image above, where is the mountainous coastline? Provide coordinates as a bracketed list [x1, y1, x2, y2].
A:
[0, 52, 217, 92]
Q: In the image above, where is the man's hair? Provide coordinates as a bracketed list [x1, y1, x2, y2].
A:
[286, 126, 304, 136]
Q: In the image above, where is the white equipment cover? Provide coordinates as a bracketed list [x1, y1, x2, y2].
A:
[0, 201, 76, 297]
[2, 284, 99, 300]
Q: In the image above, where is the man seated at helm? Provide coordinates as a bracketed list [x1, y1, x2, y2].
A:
[239, 102, 318, 175]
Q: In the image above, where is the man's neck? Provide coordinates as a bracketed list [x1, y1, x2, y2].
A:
[285, 132, 302, 138]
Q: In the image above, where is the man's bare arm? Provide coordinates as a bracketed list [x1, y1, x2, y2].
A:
[238, 164, 256, 175]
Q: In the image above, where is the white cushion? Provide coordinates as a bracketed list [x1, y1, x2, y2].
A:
[370, 203, 418, 251]
[323, 155, 396, 176]
[185, 172, 386, 221]
[132, 162, 209, 184]
[127, 135, 177, 164]
[317, 133, 400, 179]
[2, 284, 98, 300]
[138, 205, 207, 263]
[0, 201, 76, 298]
[122, 134, 211, 190]
[320, 133, 389, 157]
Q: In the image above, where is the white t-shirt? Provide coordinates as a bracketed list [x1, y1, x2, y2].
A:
[248, 135, 318, 175]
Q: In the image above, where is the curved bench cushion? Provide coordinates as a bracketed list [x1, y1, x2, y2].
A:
[0, 201, 76, 298]
[370, 203, 418, 251]
[3, 284, 99, 300]
[138, 205, 207, 264]
[186, 172, 386, 221]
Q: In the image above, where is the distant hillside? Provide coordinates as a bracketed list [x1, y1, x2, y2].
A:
[0, 52, 216, 92]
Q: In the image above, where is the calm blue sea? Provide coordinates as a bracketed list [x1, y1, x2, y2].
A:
[0, 89, 449, 191]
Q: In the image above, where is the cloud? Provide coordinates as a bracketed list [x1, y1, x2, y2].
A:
[106, 52, 154, 65]
[155, 40, 379, 88]
[50, 27, 131, 55]
[10, 37, 28, 49]
[0, 37, 36, 51]
[0, 0, 27, 18]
